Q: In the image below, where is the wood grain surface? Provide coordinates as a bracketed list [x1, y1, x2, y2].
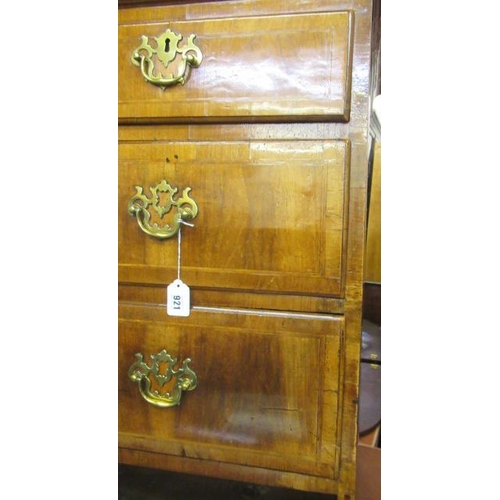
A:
[119, 9, 353, 122]
[118, 1, 375, 498]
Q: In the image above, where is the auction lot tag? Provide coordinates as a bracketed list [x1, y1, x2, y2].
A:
[167, 279, 190, 317]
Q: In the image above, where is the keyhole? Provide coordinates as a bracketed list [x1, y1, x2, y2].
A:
[164, 38, 170, 52]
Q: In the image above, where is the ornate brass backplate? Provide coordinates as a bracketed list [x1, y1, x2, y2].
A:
[131, 28, 203, 89]
[128, 349, 198, 408]
[128, 179, 198, 239]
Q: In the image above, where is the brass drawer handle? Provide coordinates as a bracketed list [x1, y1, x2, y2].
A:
[128, 349, 198, 408]
[131, 28, 203, 89]
[128, 179, 198, 239]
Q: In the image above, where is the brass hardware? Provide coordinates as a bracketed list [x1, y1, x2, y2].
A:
[128, 349, 198, 408]
[131, 28, 203, 89]
[128, 179, 198, 239]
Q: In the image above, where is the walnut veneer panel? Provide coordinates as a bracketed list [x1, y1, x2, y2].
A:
[119, 137, 350, 297]
[118, 10, 353, 123]
[118, 304, 342, 478]
[118, 283, 345, 314]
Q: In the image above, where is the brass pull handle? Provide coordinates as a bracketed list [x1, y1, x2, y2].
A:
[128, 349, 198, 408]
[131, 28, 203, 89]
[128, 179, 198, 239]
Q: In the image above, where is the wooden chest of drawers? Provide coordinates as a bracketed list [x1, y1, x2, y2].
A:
[118, 1, 374, 498]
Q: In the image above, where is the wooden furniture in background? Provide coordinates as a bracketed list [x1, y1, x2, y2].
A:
[118, 1, 375, 498]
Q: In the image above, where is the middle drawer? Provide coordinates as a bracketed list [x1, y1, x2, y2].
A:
[119, 137, 349, 298]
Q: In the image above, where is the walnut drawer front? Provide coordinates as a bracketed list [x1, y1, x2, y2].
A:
[119, 137, 349, 297]
[118, 303, 343, 479]
[118, 9, 353, 123]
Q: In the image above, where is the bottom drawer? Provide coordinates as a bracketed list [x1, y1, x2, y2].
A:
[118, 303, 344, 480]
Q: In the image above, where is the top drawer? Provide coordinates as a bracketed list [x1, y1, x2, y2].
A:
[118, 9, 354, 123]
